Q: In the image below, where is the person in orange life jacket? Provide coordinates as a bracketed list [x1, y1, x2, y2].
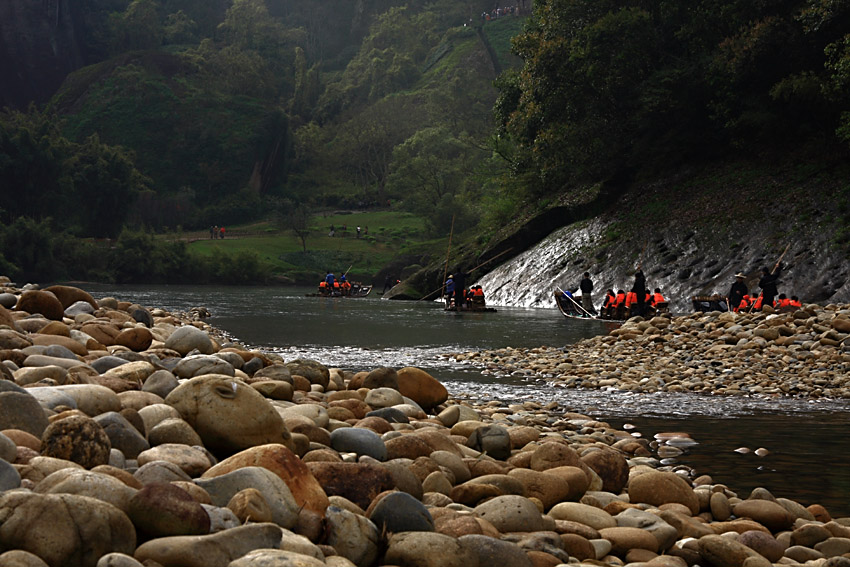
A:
[651, 288, 665, 306]
[318, 281, 328, 294]
[625, 291, 637, 309]
[790, 295, 802, 307]
[615, 290, 626, 307]
[736, 294, 751, 312]
[776, 293, 792, 308]
[728, 273, 748, 313]
[752, 294, 764, 310]
[601, 290, 616, 317]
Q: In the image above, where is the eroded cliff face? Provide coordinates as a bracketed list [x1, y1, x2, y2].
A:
[0, 0, 87, 109]
[475, 216, 850, 313]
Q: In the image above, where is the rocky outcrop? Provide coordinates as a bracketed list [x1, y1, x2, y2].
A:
[0, 0, 87, 108]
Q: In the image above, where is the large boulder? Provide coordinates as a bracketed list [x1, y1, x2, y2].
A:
[0, 492, 136, 567]
[41, 415, 112, 469]
[33, 468, 137, 513]
[0, 386, 49, 437]
[397, 367, 448, 411]
[627, 470, 700, 514]
[202, 444, 329, 516]
[306, 462, 395, 511]
[165, 375, 293, 457]
[42, 285, 98, 310]
[284, 359, 329, 388]
[133, 522, 282, 567]
[15, 290, 64, 320]
[164, 326, 216, 356]
[127, 483, 210, 538]
[194, 466, 301, 528]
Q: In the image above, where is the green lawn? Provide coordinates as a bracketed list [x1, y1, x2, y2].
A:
[182, 211, 434, 283]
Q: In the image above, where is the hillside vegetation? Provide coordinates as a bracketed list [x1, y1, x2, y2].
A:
[1, 0, 849, 288]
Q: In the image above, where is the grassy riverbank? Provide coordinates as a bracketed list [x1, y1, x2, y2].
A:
[177, 210, 439, 284]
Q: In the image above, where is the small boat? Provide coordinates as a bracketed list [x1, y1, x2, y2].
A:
[444, 302, 497, 312]
[554, 291, 603, 320]
[691, 295, 728, 313]
[443, 294, 496, 312]
[555, 291, 668, 321]
[306, 283, 373, 298]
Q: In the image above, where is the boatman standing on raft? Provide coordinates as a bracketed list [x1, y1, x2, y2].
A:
[631, 267, 646, 316]
[579, 272, 595, 315]
[759, 264, 782, 309]
[453, 270, 467, 309]
[729, 273, 748, 312]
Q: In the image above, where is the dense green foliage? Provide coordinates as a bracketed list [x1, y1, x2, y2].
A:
[4, 0, 850, 284]
[0, 107, 148, 238]
[496, 0, 850, 194]
[0, 217, 271, 285]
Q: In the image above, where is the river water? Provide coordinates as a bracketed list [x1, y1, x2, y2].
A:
[79, 284, 850, 516]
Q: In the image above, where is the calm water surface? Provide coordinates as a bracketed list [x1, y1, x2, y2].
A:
[80, 284, 850, 515]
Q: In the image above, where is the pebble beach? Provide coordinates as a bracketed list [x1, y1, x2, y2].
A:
[0, 277, 848, 567]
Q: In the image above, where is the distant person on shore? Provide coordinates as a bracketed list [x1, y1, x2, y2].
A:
[213, 225, 218, 239]
[356, 226, 361, 238]
[209, 226, 215, 239]
[219, 226, 225, 239]
[579, 272, 595, 314]
[329, 224, 335, 237]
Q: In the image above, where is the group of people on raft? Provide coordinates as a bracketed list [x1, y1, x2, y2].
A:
[444, 272, 487, 310]
[694, 264, 801, 313]
[561, 268, 668, 320]
[317, 271, 354, 296]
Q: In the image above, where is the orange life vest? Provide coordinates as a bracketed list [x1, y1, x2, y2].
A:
[652, 292, 665, 305]
[473, 287, 484, 297]
[753, 296, 763, 309]
[603, 294, 615, 308]
[777, 297, 791, 307]
[319, 281, 327, 288]
[615, 292, 626, 307]
[625, 292, 637, 307]
[790, 299, 802, 307]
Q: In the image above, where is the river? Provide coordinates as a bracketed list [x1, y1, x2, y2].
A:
[79, 284, 850, 516]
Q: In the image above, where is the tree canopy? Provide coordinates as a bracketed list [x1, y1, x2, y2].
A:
[497, 0, 850, 193]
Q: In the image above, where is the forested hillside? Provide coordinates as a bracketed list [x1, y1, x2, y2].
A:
[1, 0, 848, 287]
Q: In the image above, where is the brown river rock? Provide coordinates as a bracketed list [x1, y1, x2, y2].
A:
[0, 281, 848, 567]
[201, 443, 330, 515]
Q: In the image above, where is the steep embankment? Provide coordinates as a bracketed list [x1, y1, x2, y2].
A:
[391, 154, 850, 310]
[0, 0, 87, 109]
[480, 156, 850, 311]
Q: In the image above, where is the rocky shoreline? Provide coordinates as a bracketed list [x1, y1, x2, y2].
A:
[448, 304, 850, 399]
[0, 277, 848, 567]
